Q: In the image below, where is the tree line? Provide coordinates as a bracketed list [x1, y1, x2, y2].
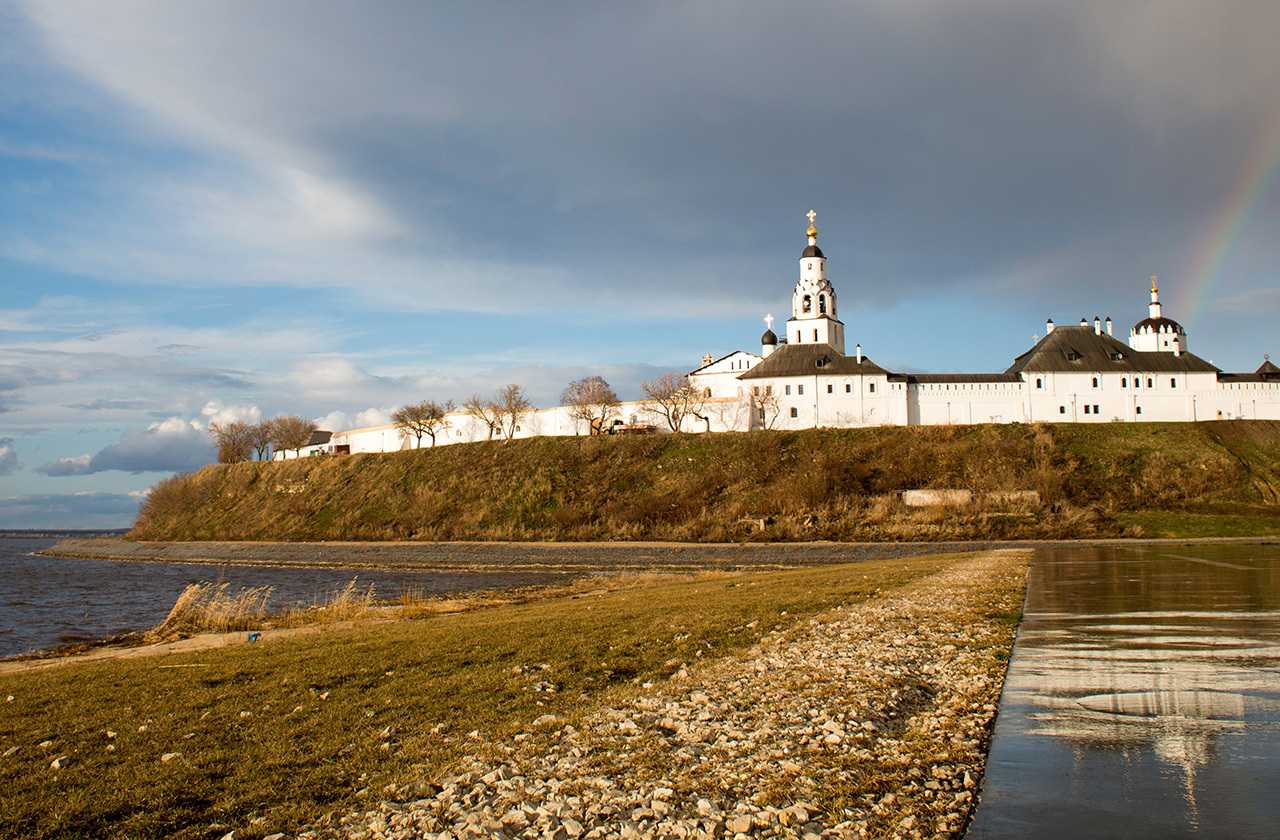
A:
[209, 416, 316, 464]
[210, 373, 713, 464]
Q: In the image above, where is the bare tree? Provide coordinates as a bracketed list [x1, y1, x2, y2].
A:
[393, 400, 454, 448]
[464, 394, 503, 441]
[496, 384, 533, 441]
[641, 372, 708, 433]
[209, 420, 254, 463]
[269, 415, 317, 459]
[248, 421, 274, 461]
[562, 376, 620, 434]
[753, 389, 782, 430]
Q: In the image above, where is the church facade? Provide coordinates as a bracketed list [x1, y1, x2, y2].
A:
[282, 214, 1280, 458]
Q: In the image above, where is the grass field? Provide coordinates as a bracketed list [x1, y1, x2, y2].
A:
[0, 555, 962, 839]
[131, 421, 1280, 543]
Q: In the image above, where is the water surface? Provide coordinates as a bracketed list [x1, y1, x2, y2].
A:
[0, 538, 570, 658]
[968, 544, 1280, 839]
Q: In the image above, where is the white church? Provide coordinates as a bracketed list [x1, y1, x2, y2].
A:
[284, 212, 1280, 457]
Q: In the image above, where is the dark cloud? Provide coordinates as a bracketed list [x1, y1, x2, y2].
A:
[0, 492, 141, 529]
[20, 2, 1280, 315]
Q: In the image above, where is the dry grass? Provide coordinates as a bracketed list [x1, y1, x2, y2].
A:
[130, 422, 1280, 543]
[148, 583, 274, 641]
[0, 554, 965, 839]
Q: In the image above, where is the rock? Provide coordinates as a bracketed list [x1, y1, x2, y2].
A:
[38, 740, 54, 749]
[263, 834, 286, 840]
[533, 714, 559, 727]
[105, 730, 117, 739]
[160, 752, 182, 763]
[562, 817, 584, 837]
[50, 755, 71, 769]
[219, 832, 235, 840]
[239, 711, 253, 719]
[726, 815, 753, 833]
[2, 746, 18, 758]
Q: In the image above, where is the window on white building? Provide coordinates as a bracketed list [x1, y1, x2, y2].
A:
[1084, 405, 1091, 415]
[1035, 378, 1043, 389]
[1092, 377, 1099, 388]
[785, 385, 791, 395]
[797, 384, 804, 395]
[1121, 378, 1128, 388]
[812, 329, 818, 341]
[1170, 378, 1177, 389]
[845, 383, 852, 394]
[790, 407, 798, 418]
[819, 295, 827, 315]
[1147, 378, 1153, 388]
[802, 295, 812, 313]
[1059, 406, 1066, 414]
[827, 384, 833, 394]
[765, 385, 772, 395]
[1136, 406, 1143, 415]
[1093, 404, 1100, 414]
[869, 382, 876, 393]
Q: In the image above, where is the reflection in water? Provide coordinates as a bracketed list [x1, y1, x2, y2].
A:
[966, 545, 1280, 840]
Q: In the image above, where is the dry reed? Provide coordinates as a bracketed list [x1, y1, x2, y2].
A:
[148, 582, 274, 641]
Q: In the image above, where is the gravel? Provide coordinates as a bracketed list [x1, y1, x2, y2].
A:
[305, 550, 1028, 839]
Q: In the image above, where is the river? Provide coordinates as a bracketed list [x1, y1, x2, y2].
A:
[967, 542, 1280, 839]
[0, 537, 572, 658]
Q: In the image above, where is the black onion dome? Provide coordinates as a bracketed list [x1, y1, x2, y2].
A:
[801, 244, 825, 258]
[1131, 316, 1185, 334]
[761, 329, 778, 345]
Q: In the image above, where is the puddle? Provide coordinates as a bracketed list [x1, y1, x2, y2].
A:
[966, 544, 1280, 839]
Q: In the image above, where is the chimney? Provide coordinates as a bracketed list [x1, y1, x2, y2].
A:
[701, 352, 713, 367]
[1045, 318, 1055, 334]
[1093, 316, 1102, 335]
[856, 343, 863, 364]
[1105, 316, 1113, 336]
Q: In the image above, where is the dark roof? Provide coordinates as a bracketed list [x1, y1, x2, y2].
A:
[760, 328, 778, 345]
[738, 343, 889, 379]
[906, 373, 1024, 384]
[1131, 316, 1185, 334]
[687, 350, 751, 376]
[801, 244, 825, 259]
[1006, 326, 1218, 374]
[307, 430, 333, 446]
[1221, 359, 1280, 383]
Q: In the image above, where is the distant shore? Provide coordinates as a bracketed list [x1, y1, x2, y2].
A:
[43, 534, 1280, 573]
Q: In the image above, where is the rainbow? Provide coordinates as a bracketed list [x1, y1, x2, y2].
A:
[1181, 112, 1280, 326]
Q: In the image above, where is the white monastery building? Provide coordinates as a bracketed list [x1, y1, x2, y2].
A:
[282, 212, 1280, 458]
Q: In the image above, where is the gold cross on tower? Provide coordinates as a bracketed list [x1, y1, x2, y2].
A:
[805, 209, 817, 238]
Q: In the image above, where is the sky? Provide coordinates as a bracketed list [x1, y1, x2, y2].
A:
[2, 1, 1279, 528]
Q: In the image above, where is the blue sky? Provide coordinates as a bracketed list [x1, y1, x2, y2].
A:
[2, 1, 1279, 528]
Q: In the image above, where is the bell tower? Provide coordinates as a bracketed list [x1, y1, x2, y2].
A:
[786, 210, 845, 353]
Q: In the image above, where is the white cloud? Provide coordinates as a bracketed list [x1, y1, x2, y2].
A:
[36, 452, 91, 476]
[0, 437, 17, 475]
[313, 406, 396, 432]
[39, 414, 214, 476]
[200, 399, 262, 427]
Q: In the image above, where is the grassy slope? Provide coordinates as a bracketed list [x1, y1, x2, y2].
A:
[131, 422, 1280, 542]
[0, 557, 956, 839]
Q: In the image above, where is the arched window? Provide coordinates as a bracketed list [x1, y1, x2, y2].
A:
[802, 295, 812, 313]
[818, 295, 827, 315]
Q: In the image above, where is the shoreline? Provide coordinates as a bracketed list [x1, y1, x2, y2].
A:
[42, 534, 1280, 573]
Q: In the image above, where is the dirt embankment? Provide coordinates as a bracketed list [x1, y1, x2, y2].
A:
[128, 422, 1280, 543]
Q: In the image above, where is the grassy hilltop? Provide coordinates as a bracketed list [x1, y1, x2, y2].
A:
[131, 421, 1280, 542]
